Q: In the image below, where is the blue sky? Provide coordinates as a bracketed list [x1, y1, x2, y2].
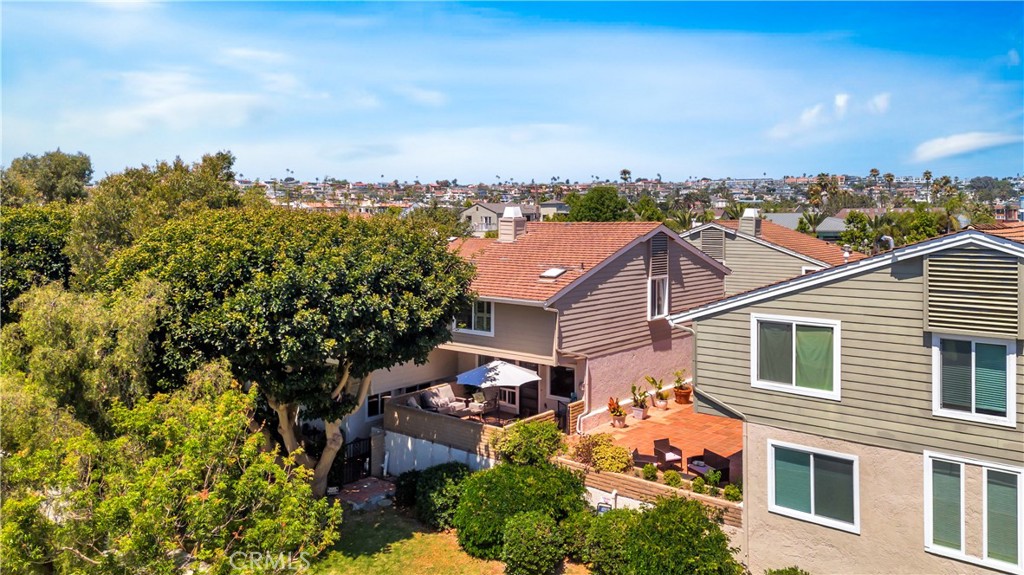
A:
[3, 2, 1022, 183]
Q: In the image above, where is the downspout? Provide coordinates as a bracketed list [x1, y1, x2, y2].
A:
[548, 303, 591, 435]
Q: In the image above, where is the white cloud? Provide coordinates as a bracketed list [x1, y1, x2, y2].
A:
[221, 47, 288, 66]
[65, 92, 267, 136]
[1009, 49, 1021, 67]
[119, 70, 197, 99]
[768, 103, 827, 140]
[912, 131, 1023, 162]
[395, 86, 448, 107]
[834, 93, 850, 118]
[867, 92, 891, 114]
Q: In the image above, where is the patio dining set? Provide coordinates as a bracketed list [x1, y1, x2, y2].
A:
[632, 438, 731, 483]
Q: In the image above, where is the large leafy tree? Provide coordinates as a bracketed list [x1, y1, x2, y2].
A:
[66, 151, 242, 285]
[1, 149, 93, 206]
[1, 360, 342, 574]
[0, 204, 73, 322]
[568, 186, 631, 222]
[100, 207, 475, 496]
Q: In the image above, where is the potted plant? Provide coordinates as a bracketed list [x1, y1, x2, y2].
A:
[630, 384, 649, 420]
[673, 369, 692, 404]
[645, 375, 669, 410]
[608, 397, 627, 428]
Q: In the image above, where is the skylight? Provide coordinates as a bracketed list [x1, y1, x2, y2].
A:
[540, 267, 567, 279]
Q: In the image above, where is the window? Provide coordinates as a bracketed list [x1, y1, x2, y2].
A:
[366, 391, 392, 418]
[925, 452, 1023, 572]
[455, 300, 494, 336]
[550, 366, 575, 399]
[648, 276, 669, 319]
[498, 387, 518, 411]
[751, 314, 841, 400]
[932, 334, 1016, 427]
[768, 440, 859, 533]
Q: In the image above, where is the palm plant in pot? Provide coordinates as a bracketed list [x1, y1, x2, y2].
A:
[645, 375, 669, 410]
[630, 384, 649, 420]
[673, 369, 692, 404]
[608, 397, 627, 428]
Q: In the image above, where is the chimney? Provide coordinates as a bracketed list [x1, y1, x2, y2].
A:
[498, 206, 527, 242]
[739, 208, 761, 237]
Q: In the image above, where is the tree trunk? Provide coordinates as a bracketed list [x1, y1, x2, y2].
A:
[266, 397, 315, 469]
[311, 419, 344, 498]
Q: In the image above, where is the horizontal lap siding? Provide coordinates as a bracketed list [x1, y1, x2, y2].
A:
[556, 240, 725, 356]
[721, 234, 815, 295]
[452, 302, 556, 359]
[694, 257, 1024, 467]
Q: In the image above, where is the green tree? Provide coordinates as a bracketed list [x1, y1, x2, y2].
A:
[883, 172, 896, 197]
[568, 186, 630, 222]
[0, 204, 73, 322]
[623, 496, 743, 574]
[722, 201, 745, 220]
[664, 209, 695, 232]
[923, 170, 933, 203]
[798, 211, 827, 236]
[65, 152, 242, 285]
[619, 168, 632, 184]
[632, 195, 664, 221]
[99, 208, 475, 496]
[406, 200, 471, 237]
[1, 149, 93, 206]
[697, 208, 716, 224]
[0, 360, 342, 574]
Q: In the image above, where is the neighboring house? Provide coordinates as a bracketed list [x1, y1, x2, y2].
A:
[765, 212, 848, 242]
[671, 229, 1024, 574]
[345, 213, 730, 440]
[460, 202, 541, 236]
[682, 212, 866, 295]
[540, 200, 570, 220]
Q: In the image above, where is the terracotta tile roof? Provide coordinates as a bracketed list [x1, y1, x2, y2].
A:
[717, 219, 866, 267]
[972, 221, 1024, 242]
[449, 221, 663, 302]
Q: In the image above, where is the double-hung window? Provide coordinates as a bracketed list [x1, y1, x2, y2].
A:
[932, 334, 1016, 427]
[366, 391, 392, 418]
[455, 300, 494, 336]
[925, 452, 1022, 572]
[751, 314, 841, 400]
[648, 276, 669, 320]
[768, 440, 859, 533]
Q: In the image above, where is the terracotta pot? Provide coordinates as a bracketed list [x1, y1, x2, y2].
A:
[674, 387, 692, 404]
[611, 414, 626, 428]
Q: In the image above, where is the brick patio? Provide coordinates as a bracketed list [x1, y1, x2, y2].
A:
[588, 400, 743, 481]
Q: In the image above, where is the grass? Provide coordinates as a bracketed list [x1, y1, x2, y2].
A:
[313, 505, 589, 575]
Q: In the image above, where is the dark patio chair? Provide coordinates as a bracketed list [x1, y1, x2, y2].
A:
[653, 438, 683, 470]
[631, 449, 658, 468]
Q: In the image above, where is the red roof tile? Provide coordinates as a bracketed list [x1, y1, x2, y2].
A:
[450, 221, 663, 302]
[972, 221, 1024, 242]
[717, 219, 866, 267]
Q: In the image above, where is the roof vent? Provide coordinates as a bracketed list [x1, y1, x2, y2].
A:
[540, 267, 567, 279]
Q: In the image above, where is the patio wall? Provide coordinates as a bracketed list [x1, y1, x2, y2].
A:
[567, 399, 585, 435]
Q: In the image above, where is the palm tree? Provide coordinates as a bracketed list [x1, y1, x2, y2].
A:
[799, 211, 828, 236]
[883, 172, 895, 198]
[923, 170, 933, 203]
[620, 169, 632, 184]
[665, 209, 695, 232]
[723, 201, 745, 220]
[697, 208, 716, 223]
[869, 168, 880, 183]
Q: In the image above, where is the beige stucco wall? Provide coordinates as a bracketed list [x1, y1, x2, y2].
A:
[744, 423, 1004, 574]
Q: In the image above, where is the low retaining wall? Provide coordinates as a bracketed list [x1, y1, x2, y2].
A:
[382, 431, 498, 476]
[567, 399, 585, 435]
[555, 457, 742, 528]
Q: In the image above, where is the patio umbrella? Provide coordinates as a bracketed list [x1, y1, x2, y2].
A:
[456, 360, 540, 388]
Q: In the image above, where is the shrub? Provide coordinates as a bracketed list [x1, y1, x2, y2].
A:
[571, 433, 611, 467]
[560, 509, 594, 563]
[454, 463, 586, 560]
[642, 463, 658, 481]
[705, 469, 722, 492]
[494, 420, 564, 466]
[691, 477, 707, 494]
[663, 470, 683, 488]
[623, 496, 744, 575]
[394, 469, 421, 508]
[502, 511, 564, 575]
[585, 508, 640, 575]
[723, 484, 743, 502]
[415, 462, 472, 529]
[765, 568, 811, 575]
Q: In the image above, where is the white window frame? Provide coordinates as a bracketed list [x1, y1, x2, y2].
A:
[750, 313, 842, 401]
[648, 275, 669, 320]
[923, 451, 1024, 574]
[498, 386, 519, 414]
[767, 439, 860, 534]
[453, 300, 495, 337]
[366, 391, 392, 419]
[931, 333, 1017, 428]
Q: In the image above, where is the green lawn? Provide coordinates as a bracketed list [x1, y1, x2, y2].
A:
[313, 506, 589, 575]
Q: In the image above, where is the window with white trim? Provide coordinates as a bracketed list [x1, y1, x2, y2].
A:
[648, 276, 669, 319]
[768, 440, 859, 533]
[454, 300, 494, 336]
[366, 391, 392, 418]
[751, 314, 841, 400]
[925, 452, 1022, 573]
[932, 334, 1016, 427]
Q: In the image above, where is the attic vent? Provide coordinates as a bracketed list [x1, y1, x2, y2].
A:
[650, 233, 669, 277]
[702, 227, 725, 261]
[540, 267, 567, 279]
[925, 249, 1021, 338]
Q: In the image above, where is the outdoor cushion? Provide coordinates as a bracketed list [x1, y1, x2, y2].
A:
[472, 391, 486, 403]
[405, 396, 421, 409]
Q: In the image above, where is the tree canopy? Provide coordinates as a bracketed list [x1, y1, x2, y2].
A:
[1, 149, 93, 206]
[0, 203, 73, 322]
[568, 186, 631, 222]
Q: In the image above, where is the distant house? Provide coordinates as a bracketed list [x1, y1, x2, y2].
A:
[764, 212, 847, 242]
[672, 229, 1024, 575]
[460, 202, 541, 236]
[682, 211, 865, 295]
[539, 200, 570, 220]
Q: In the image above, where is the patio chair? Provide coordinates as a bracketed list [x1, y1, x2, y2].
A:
[631, 449, 659, 468]
[653, 438, 683, 471]
[467, 388, 498, 415]
[686, 449, 731, 484]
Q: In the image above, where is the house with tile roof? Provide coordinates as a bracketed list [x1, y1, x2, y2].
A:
[671, 229, 1024, 575]
[460, 202, 541, 236]
[682, 210, 867, 295]
[345, 210, 730, 440]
